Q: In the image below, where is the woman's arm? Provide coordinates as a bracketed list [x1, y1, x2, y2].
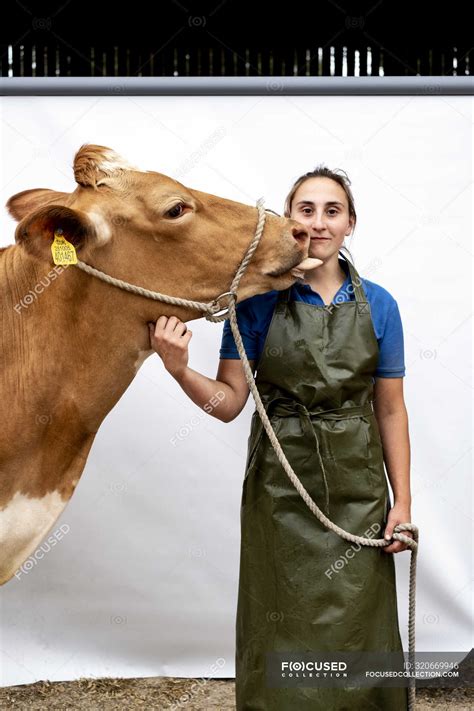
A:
[149, 316, 253, 423]
[373, 376, 412, 553]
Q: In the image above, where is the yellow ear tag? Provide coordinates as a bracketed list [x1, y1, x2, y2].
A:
[51, 229, 77, 265]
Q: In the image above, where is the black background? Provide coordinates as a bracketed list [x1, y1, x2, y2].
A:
[2, 1, 470, 50]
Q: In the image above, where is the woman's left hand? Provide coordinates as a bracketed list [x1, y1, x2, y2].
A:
[382, 503, 413, 554]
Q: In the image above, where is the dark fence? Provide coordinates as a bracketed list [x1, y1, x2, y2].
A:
[0, 45, 470, 78]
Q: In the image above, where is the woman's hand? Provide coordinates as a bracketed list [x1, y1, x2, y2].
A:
[148, 316, 193, 379]
[382, 502, 413, 554]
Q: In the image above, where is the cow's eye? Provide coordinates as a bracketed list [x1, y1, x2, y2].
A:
[166, 203, 185, 218]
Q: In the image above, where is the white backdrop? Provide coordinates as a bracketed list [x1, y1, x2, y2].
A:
[0, 94, 471, 686]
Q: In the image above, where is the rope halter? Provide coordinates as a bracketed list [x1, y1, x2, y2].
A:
[74, 197, 272, 322]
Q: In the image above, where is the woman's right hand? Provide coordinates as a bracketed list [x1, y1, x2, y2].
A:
[148, 316, 193, 379]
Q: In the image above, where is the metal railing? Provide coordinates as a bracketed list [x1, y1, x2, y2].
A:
[0, 44, 470, 78]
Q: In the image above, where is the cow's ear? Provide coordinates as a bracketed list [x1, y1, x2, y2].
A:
[73, 143, 140, 187]
[6, 188, 69, 222]
[14, 204, 96, 262]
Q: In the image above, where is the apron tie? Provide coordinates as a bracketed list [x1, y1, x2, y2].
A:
[296, 404, 330, 516]
[249, 396, 374, 520]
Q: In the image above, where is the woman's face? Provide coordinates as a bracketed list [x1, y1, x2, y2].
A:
[289, 177, 354, 261]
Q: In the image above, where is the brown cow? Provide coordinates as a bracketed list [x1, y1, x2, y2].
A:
[0, 144, 313, 585]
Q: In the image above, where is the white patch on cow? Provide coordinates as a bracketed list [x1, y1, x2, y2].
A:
[97, 150, 140, 175]
[0, 490, 67, 584]
[87, 210, 112, 245]
[134, 348, 153, 373]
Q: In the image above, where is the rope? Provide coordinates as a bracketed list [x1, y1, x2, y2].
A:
[72, 197, 419, 709]
[74, 197, 268, 323]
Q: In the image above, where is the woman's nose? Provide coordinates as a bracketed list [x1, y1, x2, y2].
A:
[311, 213, 326, 230]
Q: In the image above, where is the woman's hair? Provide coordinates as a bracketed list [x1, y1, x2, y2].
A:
[283, 165, 356, 264]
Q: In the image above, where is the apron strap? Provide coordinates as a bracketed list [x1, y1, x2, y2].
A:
[338, 251, 368, 305]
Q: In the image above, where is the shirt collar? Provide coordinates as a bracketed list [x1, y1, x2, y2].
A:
[297, 257, 351, 293]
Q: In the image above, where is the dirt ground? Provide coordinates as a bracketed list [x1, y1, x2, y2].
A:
[0, 677, 472, 710]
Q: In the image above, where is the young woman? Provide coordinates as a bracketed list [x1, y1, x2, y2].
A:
[149, 166, 413, 710]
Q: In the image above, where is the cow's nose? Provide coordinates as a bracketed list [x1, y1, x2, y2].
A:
[291, 224, 310, 246]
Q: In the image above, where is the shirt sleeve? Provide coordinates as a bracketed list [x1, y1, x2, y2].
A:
[219, 298, 259, 360]
[375, 298, 406, 378]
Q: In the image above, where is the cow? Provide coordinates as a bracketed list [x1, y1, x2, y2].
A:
[0, 144, 313, 585]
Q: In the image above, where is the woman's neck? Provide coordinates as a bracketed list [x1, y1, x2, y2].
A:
[303, 253, 346, 291]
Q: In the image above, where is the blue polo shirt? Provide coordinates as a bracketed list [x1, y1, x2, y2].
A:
[219, 258, 405, 378]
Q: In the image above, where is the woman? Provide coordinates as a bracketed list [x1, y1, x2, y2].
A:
[149, 166, 413, 710]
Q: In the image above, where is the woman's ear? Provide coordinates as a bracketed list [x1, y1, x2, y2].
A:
[14, 204, 97, 264]
[345, 216, 355, 235]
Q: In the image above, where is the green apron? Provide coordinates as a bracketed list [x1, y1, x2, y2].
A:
[235, 253, 408, 710]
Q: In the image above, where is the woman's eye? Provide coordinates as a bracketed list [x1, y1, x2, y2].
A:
[166, 203, 185, 218]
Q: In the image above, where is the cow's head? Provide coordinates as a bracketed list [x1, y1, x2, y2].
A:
[6, 144, 312, 320]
